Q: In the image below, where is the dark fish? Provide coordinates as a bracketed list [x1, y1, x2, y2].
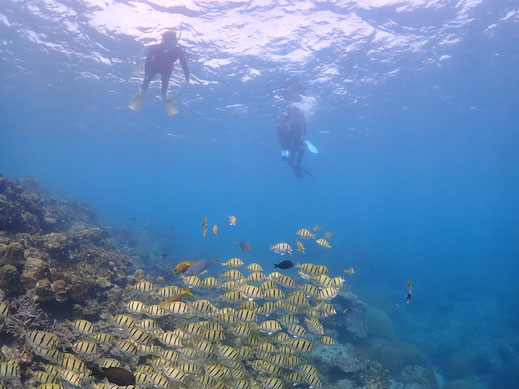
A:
[235, 241, 252, 252]
[160, 253, 169, 259]
[406, 280, 412, 304]
[184, 257, 218, 276]
[274, 260, 294, 269]
[90, 366, 136, 386]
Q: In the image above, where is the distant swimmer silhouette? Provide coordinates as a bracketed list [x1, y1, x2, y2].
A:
[129, 29, 190, 116]
[275, 76, 317, 178]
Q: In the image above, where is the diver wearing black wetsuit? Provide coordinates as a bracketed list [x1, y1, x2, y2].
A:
[277, 105, 307, 178]
[128, 30, 189, 115]
[142, 30, 190, 94]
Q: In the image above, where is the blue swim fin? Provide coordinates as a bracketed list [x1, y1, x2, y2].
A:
[304, 140, 319, 154]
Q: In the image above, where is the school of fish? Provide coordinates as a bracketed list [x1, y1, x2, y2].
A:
[0, 255, 351, 389]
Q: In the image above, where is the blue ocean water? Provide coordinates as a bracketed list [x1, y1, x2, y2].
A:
[1, 0, 518, 387]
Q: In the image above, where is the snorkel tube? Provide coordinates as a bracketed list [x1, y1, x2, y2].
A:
[177, 22, 182, 43]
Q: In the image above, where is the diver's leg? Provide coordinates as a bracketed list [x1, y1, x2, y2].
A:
[129, 73, 154, 111]
[141, 72, 156, 91]
[294, 145, 305, 168]
[161, 69, 178, 115]
[160, 68, 173, 95]
[291, 146, 305, 178]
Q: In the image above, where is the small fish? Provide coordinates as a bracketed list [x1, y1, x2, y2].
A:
[270, 243, 292, 255]
[296, 228, 315, 239]
[344, 267, 355, 276]
[160, 253, 168, 260]
[407, 280, 412, 304]
[161, 288, 193, 304]
[274, 260, 294, 269]
[228, 215, 237, 226]
[222, 258, 244, 267]
[213, 224, 219, 235]
[203, 227, 208, 237]
[201, 216, 208, 228]
[184, 257, 219, 276]
[316, 238, 332, 249]
[313, 225, 320, 232]
[323, 232, 333, 240]
[90, 366, 136, 386]
[296, 241, 305, 254]
[173, 260, 196, 274]
[235, 241, 251, 252]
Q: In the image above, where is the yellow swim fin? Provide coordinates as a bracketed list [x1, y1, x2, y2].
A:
[128, 88, 145, 112]
[162, 93, 178, 116]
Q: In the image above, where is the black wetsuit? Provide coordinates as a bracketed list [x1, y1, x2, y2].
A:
[277, 105, 307, 177]
[142, 43, 189, 94]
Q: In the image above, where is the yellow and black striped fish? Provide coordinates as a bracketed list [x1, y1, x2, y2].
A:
[247, 263, 263, 272]
[296, 228, 315, 239]
[132, 280, 154, 293]
[270, 242, 292, 255]
[296, 240, 305, 253]
[68, 319, 94, 335]
[289, 338, 313, 353]
[222, 257, 244, 267]
[228, 215, 237, 226]
[315, 238, 332, 249]
[25, 330, 59, 350]
[0, 362, 20, 379]
[70, 340, 98, 355]
[0, 302, 8, 318]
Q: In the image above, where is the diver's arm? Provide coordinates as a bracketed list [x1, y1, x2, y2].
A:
[178, 46, 190, 83]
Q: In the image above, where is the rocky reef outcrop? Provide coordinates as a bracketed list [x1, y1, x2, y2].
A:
[0, 174, 134, 317]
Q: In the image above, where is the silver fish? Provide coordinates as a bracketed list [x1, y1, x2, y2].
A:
[183, 257, 218, 276]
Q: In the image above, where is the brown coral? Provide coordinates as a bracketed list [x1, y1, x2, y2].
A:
[21, 257, 50, 290]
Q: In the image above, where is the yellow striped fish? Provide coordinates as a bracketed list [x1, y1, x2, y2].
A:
[270, 242, 292, 255]
[258, 320, 282, 335]
[323, 231, 333, 239]
[0, 362, 20, 379]
[228, 215, 237, 226]
[70, 340, 98, 355]
[212, 224, 219, 235]
[222, 257, 244, 267]
[201, 276, 218, 288]
[25, 330, 59, 350]
[315, 238, 332, 249]
[132, 280, 154, 293]
[296, 228, 315, 239]
[296, 240, 305, 253]
[289, 338, 313, 353]
[67, 319, 94, 335]
[247, 263, 263, 272]
[0, 302, 8, 318]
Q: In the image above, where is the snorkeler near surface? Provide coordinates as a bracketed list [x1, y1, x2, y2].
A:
[128, 29, 190, 116]
[275, 77, 318, 178]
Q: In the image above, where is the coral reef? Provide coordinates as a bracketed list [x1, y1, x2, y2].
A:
[0, 174, 135, 320]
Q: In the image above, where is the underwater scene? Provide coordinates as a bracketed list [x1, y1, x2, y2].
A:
[0, 1, 518, 388]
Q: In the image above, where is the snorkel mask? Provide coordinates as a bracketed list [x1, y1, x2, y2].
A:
[162, 25, 182, 49]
